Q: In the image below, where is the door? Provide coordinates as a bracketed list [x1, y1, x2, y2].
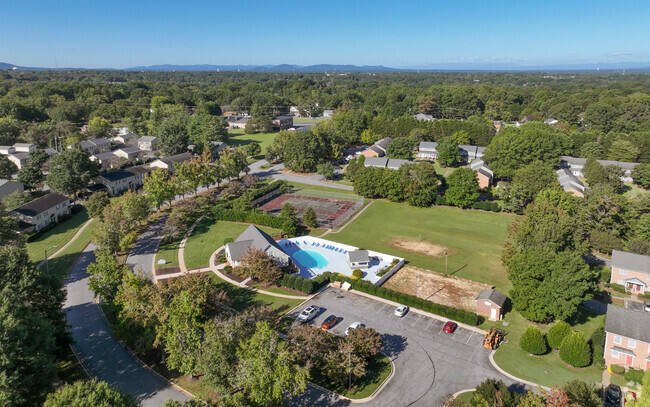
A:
[490, 307, 498, 320]
[625, 355, 633, 366]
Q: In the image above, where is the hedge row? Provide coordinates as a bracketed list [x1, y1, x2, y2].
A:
[244, 180, 288, 203]
[624, 368, 644, 384]
[328, 274, 481, 326]
[434, 195, 500, 212]
[280, 272, 331, 294]
[212, 208, 286, 229]
[607, 283, 627, 294]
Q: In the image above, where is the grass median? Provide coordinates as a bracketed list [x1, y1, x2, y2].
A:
[27, 210, 89, 265]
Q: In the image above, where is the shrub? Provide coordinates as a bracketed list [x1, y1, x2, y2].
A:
[223, 265, 232, 273]
[301, 279, 314, 294]
[352, 269, 363, 279]
[610, 364, 625, 374]
[435, 195, 447, 206]
[519, 325, 547, 355]
[624, 368, 644, 384]
[547, 321, 572, 350]
[223, 237, 234, 244]
[607, 283, 626, 294]
[559, 331, 591, 368]
[590, 327, 606, 369]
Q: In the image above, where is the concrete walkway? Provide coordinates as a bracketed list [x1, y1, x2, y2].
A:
[64, 244, 189, 406]
[37, 218, 95, 268]
[177, 215, 205, 273]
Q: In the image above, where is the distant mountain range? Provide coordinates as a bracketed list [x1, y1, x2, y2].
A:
[2, 61, 650, 72]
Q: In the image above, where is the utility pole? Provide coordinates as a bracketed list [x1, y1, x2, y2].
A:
[444, 251, 448, 276]
[44, 249, 49, 276]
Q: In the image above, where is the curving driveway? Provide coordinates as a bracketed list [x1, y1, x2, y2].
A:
[126, 216, 167, 280]
[64, 244, 188, 406]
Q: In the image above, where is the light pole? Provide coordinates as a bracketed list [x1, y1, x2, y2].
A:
[444, 250, 448, 276]
[44, 249, 49, 276]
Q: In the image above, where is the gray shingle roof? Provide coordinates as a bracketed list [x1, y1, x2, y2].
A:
[612, 250, 650, 274]
[375, 137, 391, 151]
[475, 288, 507, 308]
[386, 159, 410, 169]
[160, 152, 193, 165]
[605, 304, 650, 343]
[364, 157, 388, 168]
[226, 224, 289, 264]
[418, 141, 438, 151]
[139, 136, 157, 142]
[348, 250, 369, 263]
[12, 193, 69, 217]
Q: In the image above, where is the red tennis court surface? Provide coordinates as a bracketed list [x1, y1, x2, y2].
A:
[259, 194, 361, 228]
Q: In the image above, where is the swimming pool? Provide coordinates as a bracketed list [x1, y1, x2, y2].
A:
[292, 250, 329, 269]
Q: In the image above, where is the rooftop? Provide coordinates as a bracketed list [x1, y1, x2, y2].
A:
[419, 141, 438, 151]
[612, 250, 649, 274]
[12, 193, 69, 217]
[227, 224, 289, 263]
[475, 288, 506, 308]
[605, 304, 650, 344]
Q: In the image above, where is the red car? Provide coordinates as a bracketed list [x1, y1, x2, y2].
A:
[321, 315, 339, 330]
[443, 321, 457, 333]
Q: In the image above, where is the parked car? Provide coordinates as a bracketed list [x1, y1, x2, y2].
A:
[321, 315, 339, 329]
[345, 322, 365, 336]
[443, 321, 457, 333]
[394, 305, 409, 317]
[645, 302, 650, 312]
[298, 305, 320, 323]
[606, 384, 622, 405]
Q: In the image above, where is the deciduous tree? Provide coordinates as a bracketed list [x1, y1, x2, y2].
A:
[43, 380, 136, 407]
[445, 168, 480, 208]
[46, 148, 100, 197]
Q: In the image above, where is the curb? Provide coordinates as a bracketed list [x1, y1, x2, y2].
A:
[452, 388, 474, 398]
[95, 299, 196, 399]
[488, 350, 551, 392]
[67, 343, 94, 380]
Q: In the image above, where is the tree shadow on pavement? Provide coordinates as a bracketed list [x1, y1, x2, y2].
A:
[380, 333, 407, 358]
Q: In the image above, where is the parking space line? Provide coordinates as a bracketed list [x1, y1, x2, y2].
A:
[411, 315, 422, 326]
[376, 303, 387, 313]
[465, 332, 474, 344]
[425, 319, 433, 331]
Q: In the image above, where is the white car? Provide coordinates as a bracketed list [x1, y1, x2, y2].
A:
[646, 302, 650, 312]
[394, 305, 409, 317]
[345, 321, 365, 336]
[297, 305, 319, 322]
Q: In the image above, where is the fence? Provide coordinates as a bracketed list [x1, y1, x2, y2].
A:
[287, 187, 365, 229]
[375, 259, 405, 286]
[250, 187, 284, 207]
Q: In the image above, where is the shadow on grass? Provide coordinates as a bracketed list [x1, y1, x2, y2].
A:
[565, 307, 601, 326]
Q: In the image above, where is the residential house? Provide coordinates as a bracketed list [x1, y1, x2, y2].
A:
[90, 152, 119, 170]
[272, 115, 294, 130]
[347, 250, 370, 269]
[96, 166, 151, 196]
[114, 133, 139, 147]
[228, 116, 250, 129]
[459, 145, 487, 162]
[469, 159, 494, 188]
[44, 148, 58, 158]
[79, 138, 111, 155]
[544, 118, 559, 126]
[556, 168, 586, 197]
[323, 110, 334, 118]
[10, 192, 71, 232]
[418, 141, 438, 159]
[12, 143, 36, 153]
[362, 137, 391, 158]
[7, 153, 29, 170]
[475, 288, 506, 321]
[363, 157, 388, 168]
[114, 146, 144, 163]
[0, 179, 24, 200]
[386, 158, 410, 170]
[604, 304, 650, 370]
[149, 152, 193, 173]
[560, 156, 639, 182]
[413, 113, 435, 122]
[114, 127, 129, 136]
[225, 224, 291, 267]
[138, 136, 158, 151]
[0, 146, 16, 155]
[290, 106, 301, 117]
[210, 141, 227, 158]
[610, 250, 650, 295]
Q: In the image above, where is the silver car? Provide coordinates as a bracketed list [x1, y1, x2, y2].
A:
[394, 305, 409, 317]
[297, 305, 319, 322]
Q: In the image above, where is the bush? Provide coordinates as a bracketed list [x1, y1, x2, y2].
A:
[352, 269, 363, 279]
[547, 321, 572, 350]
[559, 331, 592, 367]
[223, 265, 232, 273]
[70, 203, 84, 214]
[435, 195, 447, 206]
[223, 237, 234, 244]
[301, 279, 314, 294]
[590, 327, 606, 369]
[607, 283, 626, 294]
[519, 325, 547, 355]
[610, 364, 625, 374]
[624, 368, 644, 384]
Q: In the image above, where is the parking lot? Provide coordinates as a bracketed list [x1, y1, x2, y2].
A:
[286, 288, 524, 406]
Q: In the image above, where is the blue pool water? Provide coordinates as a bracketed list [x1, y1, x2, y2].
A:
[293, 250, 329, 269]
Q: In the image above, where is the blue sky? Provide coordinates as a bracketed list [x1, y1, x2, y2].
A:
[2, 0, 650, 68]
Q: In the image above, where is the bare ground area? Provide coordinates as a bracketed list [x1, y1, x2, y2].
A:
[388, 238, 453, 258]
[383, 265, 492, 311]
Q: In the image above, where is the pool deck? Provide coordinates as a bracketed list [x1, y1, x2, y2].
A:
[279, 236, 402, 284]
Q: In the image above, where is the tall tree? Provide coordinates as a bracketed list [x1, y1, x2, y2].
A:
[235, 321, 308, 406]
[0, 155, 18, 179]
[445, 168, 480, 208]
[87, 249, 129, 304]
[85, 191, 110, 219]
[386, 137, 415, 159]
[87, 117, 114, 139]
[43, 380, 136, 407]
[46, 148, 100, 197]
[143, 168, 178, 209]
[436, 137, 460, 167]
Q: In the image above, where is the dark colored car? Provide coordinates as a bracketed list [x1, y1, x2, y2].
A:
[606, 384, 621, 405]
[443, 321, 457, 333]
[321, 315, 339, 329]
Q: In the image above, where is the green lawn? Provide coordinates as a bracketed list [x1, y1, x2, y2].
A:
[490, 308, 606, 388]
[155, 236, 182, 269]
[206, 273, 304, 314]
[228, 128, 278, 159]
[623, 182, 649, 198]
[286, 181, 360, 196]
[27, 210, 90, 264]
[455, 391, 475, 404]
[311, 353, 392, 399]
[41, 219, 99, 280]
[292, 117, 325, 123]
[327, 200, 517, 291]
[183, 219, 281, 269]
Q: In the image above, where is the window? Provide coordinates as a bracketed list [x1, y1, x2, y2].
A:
[612, 350, 620, 359]
[614, 335, 622, 345]
[619, 269, 628, 276]
[617, 279, 625, 285]
[629, 339, 636, 349]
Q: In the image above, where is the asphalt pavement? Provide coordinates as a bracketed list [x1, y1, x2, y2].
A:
[286, 288, 525, 406]
[126, 215, 167, 280]
[64, 244, 188, 406]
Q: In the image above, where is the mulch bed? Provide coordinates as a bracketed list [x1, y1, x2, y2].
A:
[155, 266, 181, 276]
[223, 270, 247, 283]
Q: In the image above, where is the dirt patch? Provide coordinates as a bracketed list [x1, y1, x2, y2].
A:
[388, 238, 453, 258]
[383, 265, 491, 311]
